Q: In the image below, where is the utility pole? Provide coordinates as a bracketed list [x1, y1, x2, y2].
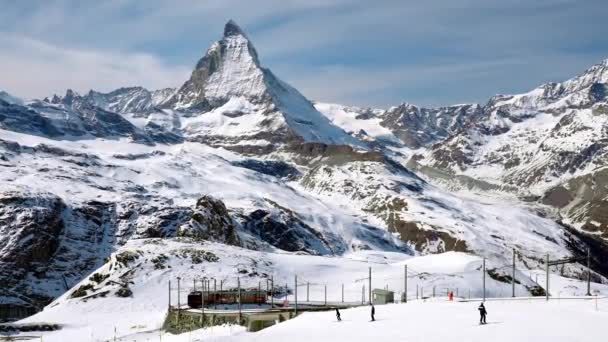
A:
[214, 279, 217, 310]
[237, 277, 242, 322]
[201, 278, 205, 327]
[270, 276, 274, 307]
[324, 285, 327, 306]
[258, 281, 261, 305]
[368, 267, 372, 305]
[295, 275, 298, 315]
[168, 280, 171, 310]
[546, 254, 549, 301]
[341, 283, 344, 303]
[482, 258, 486, 301]
[587, 249, 592, 296]
[512, 248, 516, 298]
[177, 277, 181, 326]
[404, 264, 408, 303]
[416, 285, 418, 300]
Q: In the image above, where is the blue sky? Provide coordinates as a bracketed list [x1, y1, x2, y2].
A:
[1, 0, 607, 107]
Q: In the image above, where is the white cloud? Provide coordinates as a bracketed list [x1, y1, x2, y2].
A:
[0, 34, 191, 99]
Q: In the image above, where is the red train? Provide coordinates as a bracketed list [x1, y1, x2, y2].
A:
[187, 290, 267, 308]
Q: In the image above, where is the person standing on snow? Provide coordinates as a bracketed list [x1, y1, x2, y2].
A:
[478, 302, 487, 324]
[371, 304, 375, 321]
[336, 308, 341, 321]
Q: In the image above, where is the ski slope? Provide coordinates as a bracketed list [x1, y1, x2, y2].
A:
[11, 243, 608, 341]
[211, 298, 608, 342]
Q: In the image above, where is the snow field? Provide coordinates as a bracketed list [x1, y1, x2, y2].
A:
[211, 298, 608, 342]
[16, 243, 608, 342]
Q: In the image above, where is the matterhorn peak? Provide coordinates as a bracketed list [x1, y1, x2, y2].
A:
[224, 19, 247, 38]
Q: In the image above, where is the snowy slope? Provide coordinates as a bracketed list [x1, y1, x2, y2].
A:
[216, 299, 608, 342]
[314, 102, 400, 144]
[17, 240, 581, 342]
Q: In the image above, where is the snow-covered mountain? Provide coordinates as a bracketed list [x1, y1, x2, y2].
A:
[165, 20, 361, 151]
[413, 59, 608, 240]
[1, 20, 606, 326]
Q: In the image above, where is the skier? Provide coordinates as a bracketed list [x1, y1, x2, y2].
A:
[371, 304, 375, 322]
[478, 302, 487, 324]
[335, 308, 341, 321]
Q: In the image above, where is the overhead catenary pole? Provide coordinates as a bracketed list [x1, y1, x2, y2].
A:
[587, 248, 592, 296]
[270, 276, 274, 307]
[214, 279, 217, 310]
[324, 284, 327, 306]
[201, 278, 205, 326]
[482, 258, 486, 301]
[546, 254, 550, 301]
[512, 248, 516, 297]
[404, 264, 408, 303]
[341, 283, 344, 303]
[238, 277, 242, 322]
[177, 277, 181, 326]
[368, 267, 372, 305]
[295, 275, 298, 315]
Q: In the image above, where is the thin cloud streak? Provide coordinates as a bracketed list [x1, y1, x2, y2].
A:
[0, 34, 191, 99]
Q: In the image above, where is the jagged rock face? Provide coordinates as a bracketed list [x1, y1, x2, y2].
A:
[0, 188, 245, 315]
[420, 59, 608, 184]
[0, 190, 119, 312]
[232, 159, 300, 180]
[0, 100, 62, 137]
[542, 168, 608, 240]
[379, 103, 483, 148]
[241, 206, 337, 255]
[169, 21, 268, 109]
[178, 196, 240, 245]
[0, 191, 65, 290]
[86, 87, 175, 115]
[1, 92, 152, 144]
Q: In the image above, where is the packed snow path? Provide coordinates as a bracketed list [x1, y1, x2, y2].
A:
[203, 298, 608, 342]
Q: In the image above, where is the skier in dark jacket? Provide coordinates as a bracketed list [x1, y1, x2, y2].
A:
[371, 304, 375, 321]
[335, 308, 341, 321]
[478, 302, 487, 324]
